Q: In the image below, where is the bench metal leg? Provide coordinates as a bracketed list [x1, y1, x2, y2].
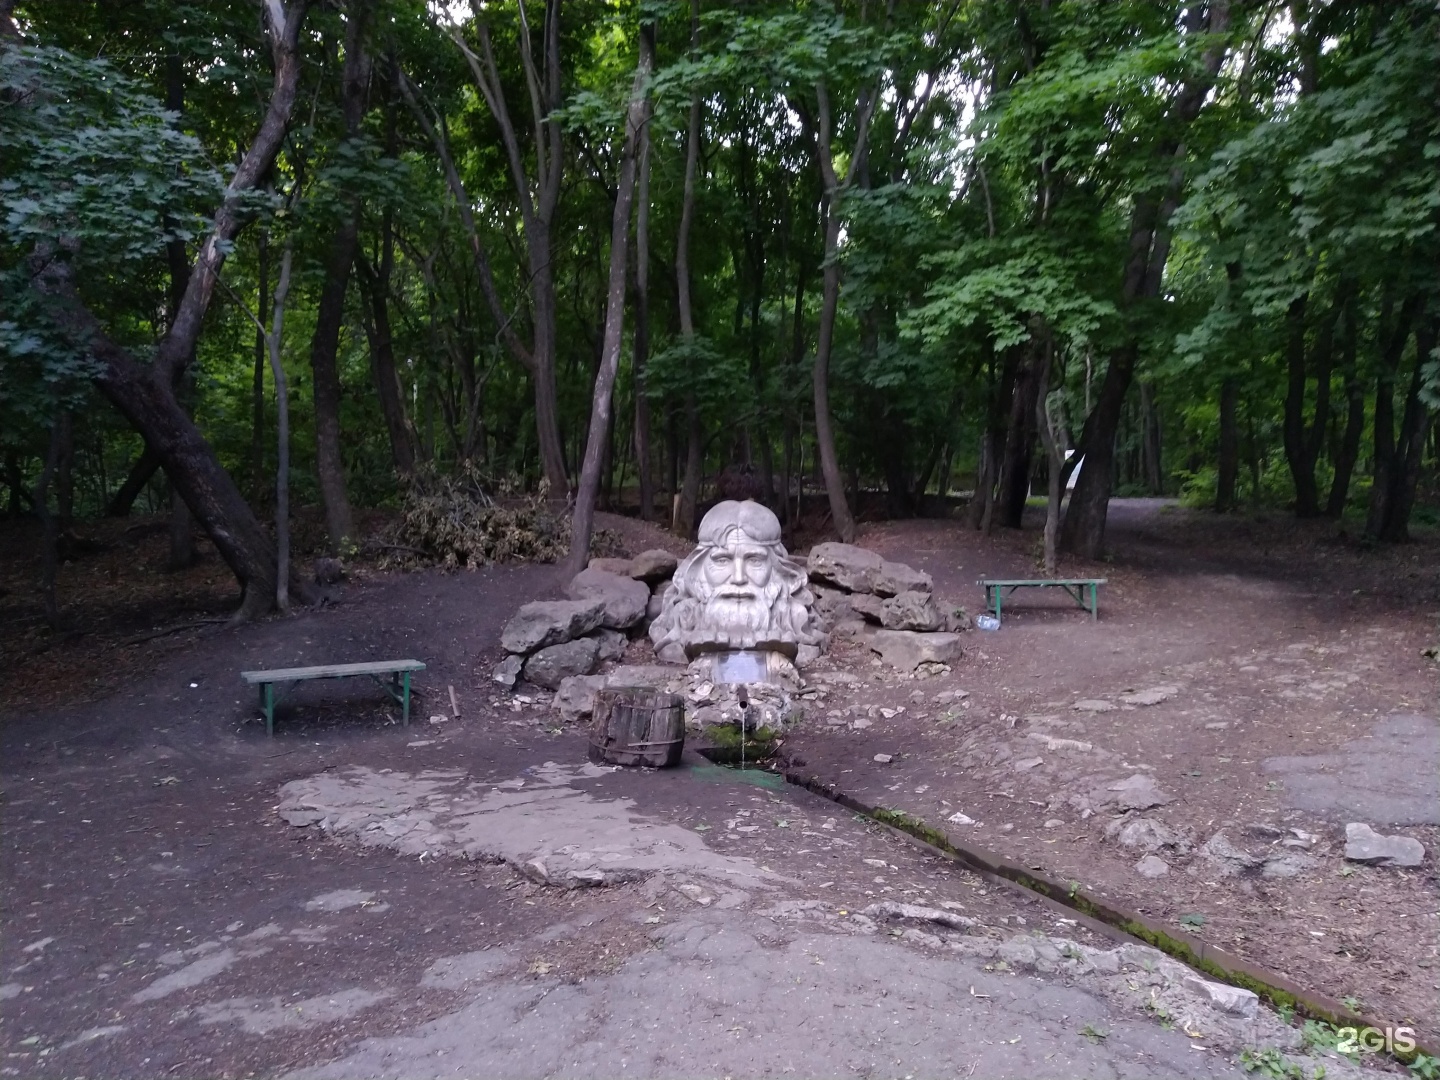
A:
[402, 670, 412, 726]
[262, 682, 275, 737]
[1090, 582, 1098, 620]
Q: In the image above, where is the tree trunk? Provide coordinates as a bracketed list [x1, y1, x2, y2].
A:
[1326, 295, 1362, 517]
[1282, 294, 1321, 516]
[631, 29, 654, 521]
[1140, 380, 1162, 494]
[1215, 376, 1239, 512]
[566, 38, 649, 574]
[1364, 295, 1422, 539]
[35, 417, 65, 628]
[673, 5, 702, 539]
[251, 229, 269, 506]
[1034, 334, 1062, 576]
[167, 486, 194, 570]
[268, 244, 296, 610]
[107, 443, 160, 516]
[43, 0, 308, 616]
[357, 217, 417, 478]
[1060, 1, 1231, 556]
[997, 347, 1037, 528]
[808, 79, 875, 544]
[1373, 314, 1435, 542]
[308, 212, 358, 549]
[453, 6, 569, 495]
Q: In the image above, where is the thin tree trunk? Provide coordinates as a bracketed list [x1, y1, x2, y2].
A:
[35, 417, 65, 628]
[997, 347, 1038, 528]
[566, 37, 649, 573]
[450, 4, 568, 494]
[251, 229, 269, 506]
[674, 3, 702, 539]
[1375, 315, 1436, 542]
[808, 79, 877, 544]
[1326, 295, 1362, 517]
[632, 27, 654, 521]
[357, 224, 416, 476]
[1140, 380, 1162, 494]
[1034, 334, 1062, 576]
[106, 444, 160, 516]
[1365, 295, 1422, 539]
[269, 245, 295, 610]
[1215, 376, 1239, 512]
[309, 214, 359, 548]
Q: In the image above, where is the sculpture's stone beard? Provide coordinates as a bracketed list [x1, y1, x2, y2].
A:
[703, 582, 785, 636]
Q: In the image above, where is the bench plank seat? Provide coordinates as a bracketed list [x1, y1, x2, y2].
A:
[242, 660, 425, 684]
[242, 659, 425, 736]
[979, 578, 1106, 622]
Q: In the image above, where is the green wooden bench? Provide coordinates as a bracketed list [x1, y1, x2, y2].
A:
[979, 578, 1106, 622]
[241, 660, 425, 736]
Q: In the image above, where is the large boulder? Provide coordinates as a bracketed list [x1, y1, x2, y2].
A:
[881, 591, 944, 631]
[850, 593, 887, 624]
[587, 556, 634, 576]
[501, 598, 606, 654]
[869, 630, 962, 672]
[564, 568, 650, 629]
[589, 627, 629, 663]
[629, 549, 679, 585]
[807, 542, 932, 597]
[522, 638, 601, 690]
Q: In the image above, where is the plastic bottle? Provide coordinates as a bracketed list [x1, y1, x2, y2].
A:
[975, 614, 1001, 631]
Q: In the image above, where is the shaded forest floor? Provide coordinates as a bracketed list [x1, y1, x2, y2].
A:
[0, 500, 1437, 1074]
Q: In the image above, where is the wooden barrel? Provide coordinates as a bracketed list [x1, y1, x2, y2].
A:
[588, 687, 685, 768]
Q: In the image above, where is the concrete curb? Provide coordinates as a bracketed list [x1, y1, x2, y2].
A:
[781, 764, 1436, 1065]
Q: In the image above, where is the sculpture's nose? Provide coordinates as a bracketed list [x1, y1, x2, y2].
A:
[730, 555, 747, 584]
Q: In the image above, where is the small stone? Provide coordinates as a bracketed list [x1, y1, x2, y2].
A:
[1119, 686, 1179, 707]
[1073, 699, 1117, 713]
[1204, 721, 1230, 730]
[1198, 830, 1262, 876]
[933, 689, 970, 705]
[1104, 774, 1173, 811]
[947, 812, 976, 825]
[1106, 816, 1186, 854]
[850, 717, 873, 730]
[1013, 757, 1044, 771]
[492, 654, 524, 689]
[1043, 819, 1063, 828]
[1261, 851, 1319, 878]
[1182, 975, 1259, 1018]
[873, 753, 894, 764]
[1344, 823, 1424, 868]
[1135, 855, 1169, 878]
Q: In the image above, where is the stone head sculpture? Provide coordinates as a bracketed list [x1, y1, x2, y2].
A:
[649, 500, 825, 664]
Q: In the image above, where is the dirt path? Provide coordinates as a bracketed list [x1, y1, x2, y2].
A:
[1, 505, 1432, 1078]
[787, 503, 1439, 1045]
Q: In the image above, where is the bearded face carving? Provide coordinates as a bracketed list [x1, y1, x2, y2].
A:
[649, 500, 826, 665]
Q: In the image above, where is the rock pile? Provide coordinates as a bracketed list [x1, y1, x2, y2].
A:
[805, 542, 963, 672]
[493, 550, 679, 691]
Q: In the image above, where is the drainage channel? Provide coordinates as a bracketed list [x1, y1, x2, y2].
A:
[779, 763, 1436, 1068]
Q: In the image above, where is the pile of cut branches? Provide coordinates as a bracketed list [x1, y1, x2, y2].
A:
[370, 466, 620, 570]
